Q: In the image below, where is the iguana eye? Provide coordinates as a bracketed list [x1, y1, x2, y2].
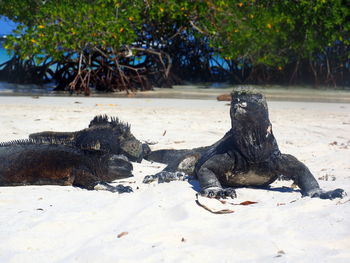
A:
[240, 102, 247, 108]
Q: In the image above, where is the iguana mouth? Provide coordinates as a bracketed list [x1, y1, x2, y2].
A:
[233, 103, 247, 116]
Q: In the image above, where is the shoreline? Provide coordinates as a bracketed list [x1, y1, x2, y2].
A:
[1, 83, 350, 103]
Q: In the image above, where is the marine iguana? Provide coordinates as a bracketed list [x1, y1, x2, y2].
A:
[0, 139, 133, 193]
[29, 115, 150, 162]
[144, 89, 345, 200]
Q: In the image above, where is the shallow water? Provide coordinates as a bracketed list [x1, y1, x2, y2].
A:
[0, 42, 10, 64]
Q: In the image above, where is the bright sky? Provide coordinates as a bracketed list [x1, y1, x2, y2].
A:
[0, 16, 17, 35]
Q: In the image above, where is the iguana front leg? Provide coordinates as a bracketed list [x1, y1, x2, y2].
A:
[276, 154, 345, 199]
[196, 153, 237, 199]
[72, 165, 133, 193]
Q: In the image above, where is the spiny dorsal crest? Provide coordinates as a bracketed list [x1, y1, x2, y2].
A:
[89, 115, 110, 127]
[0, 139, 36, 147]
[110, 116, 130, 132]
[89, 115, 130, 133]
[0, 137, 75, 147]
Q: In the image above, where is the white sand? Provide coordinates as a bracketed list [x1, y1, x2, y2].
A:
[0, 96, 349, 263]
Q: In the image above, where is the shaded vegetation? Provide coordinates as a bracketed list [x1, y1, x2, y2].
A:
[0, 0, 349, 94]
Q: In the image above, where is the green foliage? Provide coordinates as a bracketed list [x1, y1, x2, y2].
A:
[1, 0, 348, 65]
[2, 0, 146, 61]
[0, 0, 41, 24]
[196, 0, 349, 67]
[0, 0, 349, 87]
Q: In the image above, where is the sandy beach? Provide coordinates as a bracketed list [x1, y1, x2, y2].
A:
[0, 95, 349, 263]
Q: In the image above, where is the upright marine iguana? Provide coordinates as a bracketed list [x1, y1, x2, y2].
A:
[29, 115, 151, 162]
[144, 89, 345, 200]
[0, 140, 133, 193]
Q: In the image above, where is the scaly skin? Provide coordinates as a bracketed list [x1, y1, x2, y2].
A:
[29, 115, 150, 162]
[0, 141, 133, 193]
[145, 89, 345, 200]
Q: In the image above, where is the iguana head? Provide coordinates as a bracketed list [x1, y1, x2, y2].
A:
[76, 115, 150, 162]
[106, 154, 133, 179]
[230, 88, 278, 161]
[230, 88, 269, 128]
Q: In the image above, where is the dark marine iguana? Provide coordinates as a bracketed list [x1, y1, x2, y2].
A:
[0, 139, 133, 192]
[144, 89, 345, 200]
[29, 115, 150, 162]
[0, 115, 150, 192]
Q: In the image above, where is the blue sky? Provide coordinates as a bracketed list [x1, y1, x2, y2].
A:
[0, 16, 17, 34]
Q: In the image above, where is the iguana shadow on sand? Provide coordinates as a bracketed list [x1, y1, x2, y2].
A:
[144, 89, 345, 200]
